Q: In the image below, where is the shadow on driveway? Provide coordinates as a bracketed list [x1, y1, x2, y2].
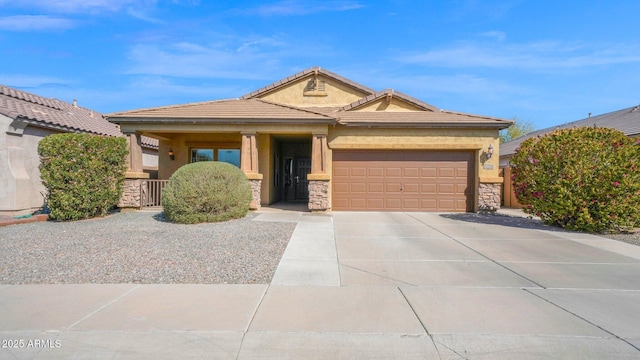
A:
[439, 212, 567, 232]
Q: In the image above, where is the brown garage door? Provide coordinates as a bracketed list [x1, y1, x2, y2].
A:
[332, 150, 474, 212]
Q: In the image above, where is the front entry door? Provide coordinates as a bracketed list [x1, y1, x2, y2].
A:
[295, 158, 311, 200]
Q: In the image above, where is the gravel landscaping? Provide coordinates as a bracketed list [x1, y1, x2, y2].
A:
[0, 211, 295, 284]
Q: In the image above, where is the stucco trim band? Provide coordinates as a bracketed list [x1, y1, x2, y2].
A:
[328, 143, 484, 150]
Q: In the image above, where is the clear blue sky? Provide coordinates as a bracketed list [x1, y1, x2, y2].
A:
[1, 0, 639, 130]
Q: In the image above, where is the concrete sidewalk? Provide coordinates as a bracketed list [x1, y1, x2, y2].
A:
[1, 211, 640, 359]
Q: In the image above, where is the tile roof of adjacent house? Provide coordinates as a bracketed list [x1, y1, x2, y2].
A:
[0, 85, 158, 148]
[240, 66, 376, 99]
[107, 98, 337, 123]
[1, 85, 121, 136]
[501, 104, 640, 157]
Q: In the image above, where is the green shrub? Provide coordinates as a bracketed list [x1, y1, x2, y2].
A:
[511, 127, 640, 233]
[162, 162, 252, 224]
[38, 133, 128, 221]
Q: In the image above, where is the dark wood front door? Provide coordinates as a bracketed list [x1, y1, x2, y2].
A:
[295, 157, 311, 200]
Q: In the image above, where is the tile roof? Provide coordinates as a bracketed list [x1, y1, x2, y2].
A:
[107, 66, 512, 130]
[0, 85, 121, 137]
[240, 66, 375, 99]
[501, 105, 640, 156]
[341, 89, 439, 112]
[335, 109, 512, 128]
[107, 98, 337, 123]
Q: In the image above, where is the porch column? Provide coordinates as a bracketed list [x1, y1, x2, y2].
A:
[311, 134, 327, 174]
[119, 133, 149, 209]
[241, 132, 262, 210]
[308, 133, 330, 211]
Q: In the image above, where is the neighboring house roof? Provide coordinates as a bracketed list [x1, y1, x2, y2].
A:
[108, 67, 513, 130]
[240, 66, 376, 99]
[1, 85, 121, 137]
[0, 85, 158, 148]
[501, 104, 640, 157]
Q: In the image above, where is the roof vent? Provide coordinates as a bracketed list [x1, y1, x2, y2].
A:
[73, 99, 78, 108]
[632, 105, 640, 112]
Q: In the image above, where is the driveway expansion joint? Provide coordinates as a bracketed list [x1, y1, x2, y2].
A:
[66, 285, 141, 330]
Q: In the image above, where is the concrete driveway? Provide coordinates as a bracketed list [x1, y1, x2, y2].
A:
[1, 211, 640, 359]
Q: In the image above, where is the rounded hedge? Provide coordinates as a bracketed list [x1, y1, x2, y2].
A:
[38, 133, 128, 221]
[162, 162, 252, 224]
[511, 127, 640, 233]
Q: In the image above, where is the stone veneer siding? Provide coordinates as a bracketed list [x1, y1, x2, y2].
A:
[249, 179, 261, 210]
[308, 180, 330, 211]
[478, 183, 501, 211]
[119, 179, 143, 208]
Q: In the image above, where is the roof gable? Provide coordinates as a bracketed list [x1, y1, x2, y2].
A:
[240, 67, 374, 108]
[342, 89, 438, 112]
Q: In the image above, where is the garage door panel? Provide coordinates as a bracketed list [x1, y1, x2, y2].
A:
[384, 198, 402, 209]
[332, 151, 474, 212]
[368, 167, 384, 177]
[403, 167, 420, 178]
[421, 183, 437, 194]
[350, 183, 367, 193]
[421, 168, 437, 179]
[350, 167, 367, 177]
[368, 183, 384, 193]
[385, 167, 402, 177]
[438, 183, 455, 194]
[385, 183, 402, 193]
[403, 183, 419, 193]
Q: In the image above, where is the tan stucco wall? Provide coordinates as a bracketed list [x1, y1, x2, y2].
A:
[258, 75, 369, 107]
[0, 116, 57, 215]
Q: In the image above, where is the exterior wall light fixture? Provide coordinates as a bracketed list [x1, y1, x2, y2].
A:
[486, 144, 494, 159]
[168, 148, 175, 160]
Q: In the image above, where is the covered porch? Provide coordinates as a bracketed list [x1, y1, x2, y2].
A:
[118, 123, 331, 212]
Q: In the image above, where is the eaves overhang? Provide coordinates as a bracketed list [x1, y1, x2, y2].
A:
[336, 121, 512, 129]
[107, 116, 339, 125]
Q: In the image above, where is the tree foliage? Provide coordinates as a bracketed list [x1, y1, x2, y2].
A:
[500, 118, 535, 143]
[162, 162, 252, 224]
[38, 133, 128, 221]
[511, 127, 640, 233]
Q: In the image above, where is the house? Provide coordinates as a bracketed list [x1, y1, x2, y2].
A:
[500, 104, 640, 167]
[499, 104, 640, 208]
[0, 85, 159, 216]
[107, 67, 512, 212]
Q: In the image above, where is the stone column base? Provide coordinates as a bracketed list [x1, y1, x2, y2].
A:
[249, 179, 261, 210]
[478, 183, 501, 212]
[119, 179, 144, 209]
[308, 180, 330, 211]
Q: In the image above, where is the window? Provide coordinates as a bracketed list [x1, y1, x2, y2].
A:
[190, 148, 240, 167]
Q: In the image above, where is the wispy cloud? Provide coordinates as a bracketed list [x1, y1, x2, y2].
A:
[397, 41, 640, 70]
[0, 74, 72, 88]
[0, 15, 75, 31]
[238, 0, 364, 16]
[0, 0, 144, 14]
[125, 38, 289, 79]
